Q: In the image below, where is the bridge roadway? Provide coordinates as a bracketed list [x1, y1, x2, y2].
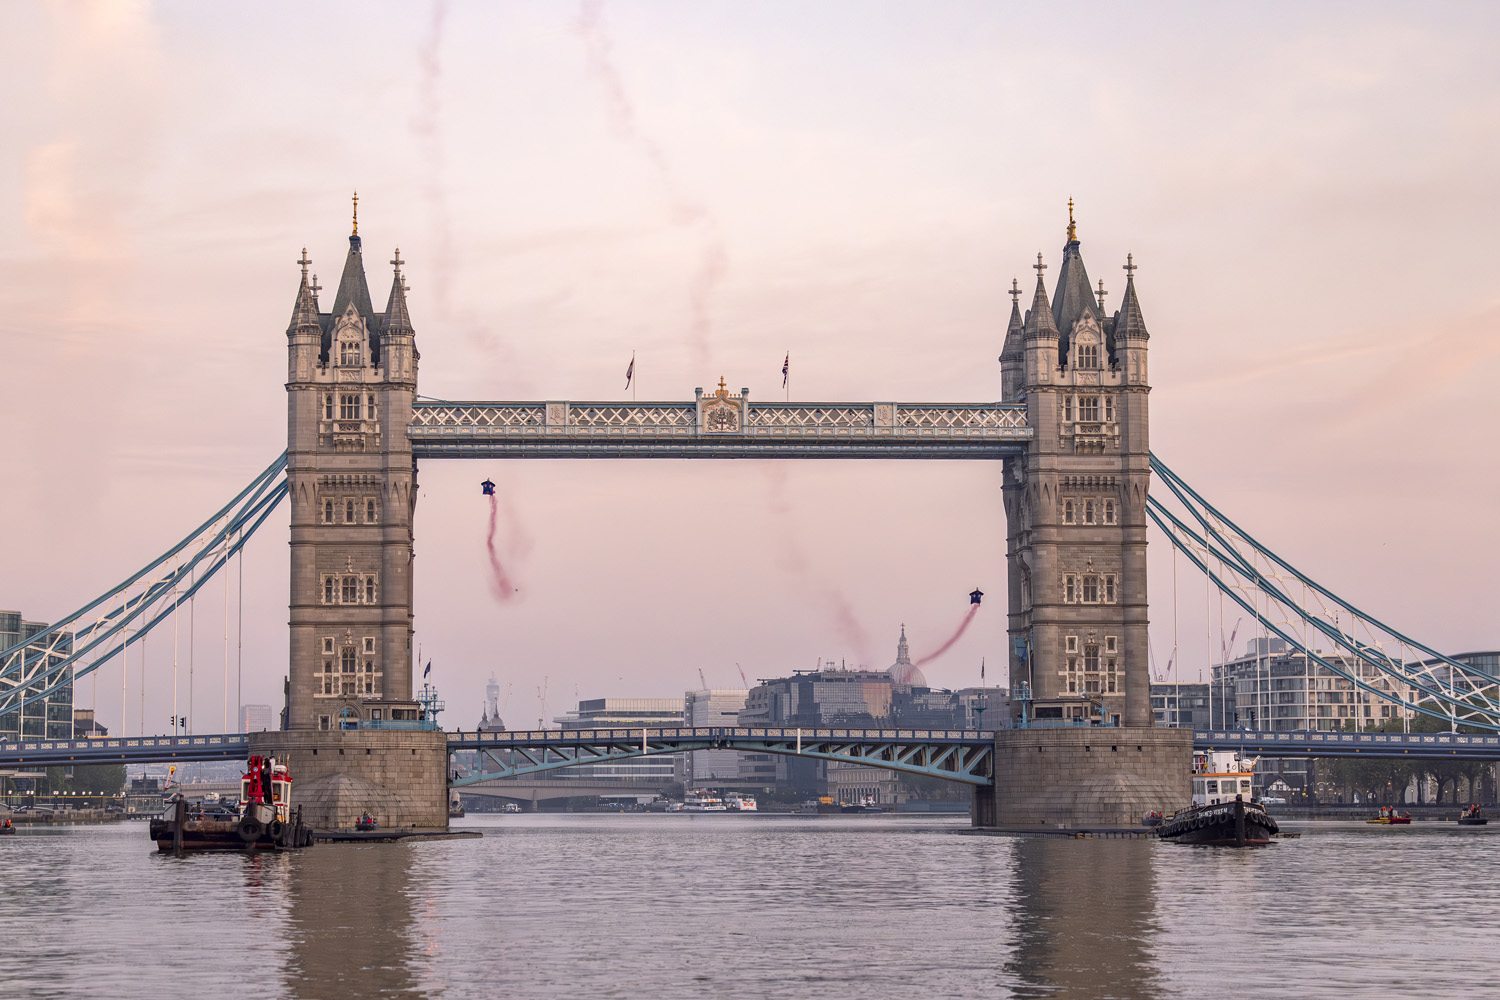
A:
[6, 727, 1500, 770]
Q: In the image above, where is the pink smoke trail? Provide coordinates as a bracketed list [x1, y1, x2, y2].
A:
[575, 0, 727, 368]
[914, 604, 980, 667]
[763, 466, 873, 662]
[485, 493, 518, 602]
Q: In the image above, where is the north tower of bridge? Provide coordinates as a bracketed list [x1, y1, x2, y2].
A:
[284, 203, 421, 731]
[1000, 207, 1152, 728]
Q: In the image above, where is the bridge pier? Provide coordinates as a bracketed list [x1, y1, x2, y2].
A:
[972, 728, 1190, 831]
[249, 730, 448, 831]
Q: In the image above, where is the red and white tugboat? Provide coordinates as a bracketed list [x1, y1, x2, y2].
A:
[1156, 750, 1278, 847]
[150, 755, 312, 852]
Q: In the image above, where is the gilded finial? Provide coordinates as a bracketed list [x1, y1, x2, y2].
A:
[352, 191, 359, 236]
[717, 375, 728, 395]
[1067, 197, 1076, 243]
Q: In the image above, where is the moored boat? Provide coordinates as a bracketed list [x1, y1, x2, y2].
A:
[684, 791, 727, 812]
[149, 755, 312, 852]
[1157, 751, 1278, 847]
[724, 792, 758, 812]
[1457, 805, 1487, 826]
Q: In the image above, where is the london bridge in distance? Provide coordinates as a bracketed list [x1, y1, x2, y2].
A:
[3, 5, 1499, 998]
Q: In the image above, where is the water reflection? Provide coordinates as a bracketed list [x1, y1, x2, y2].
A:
[1005, 837, 1163, 999]
[281, 843, 427, 999]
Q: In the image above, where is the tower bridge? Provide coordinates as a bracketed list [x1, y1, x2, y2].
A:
[4, 201, 1494, 832]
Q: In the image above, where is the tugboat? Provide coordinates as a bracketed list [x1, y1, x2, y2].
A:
[149, 755, 312, 852]
[1366, 805, 1413, 825]
[1457, 805, 1487, 826]
[1156, 750, 1279, 847]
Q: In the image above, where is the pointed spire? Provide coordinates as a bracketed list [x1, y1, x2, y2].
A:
[1000, 277, 1025, 361]
[1051, 201, 1100, 348]
[330, 225, 375, 325]
[1024, 253, 1058, 339]
[1114, 253, 1149, 341]
[384, 248, 413, 333]
[287, 248, 320, 333]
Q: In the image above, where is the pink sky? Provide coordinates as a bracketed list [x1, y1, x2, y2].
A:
[2, 2, 1497, 735]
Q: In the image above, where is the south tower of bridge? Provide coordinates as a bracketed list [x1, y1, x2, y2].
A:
[1000, 203, 1152, 728]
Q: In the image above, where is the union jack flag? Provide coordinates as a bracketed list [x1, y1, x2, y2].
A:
[781, 353, 789, 387]
[625, 355, 635, 389]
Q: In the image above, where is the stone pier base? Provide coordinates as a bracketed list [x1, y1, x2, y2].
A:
[249, 730, 449, 832]
[972, 727, 1192, 831]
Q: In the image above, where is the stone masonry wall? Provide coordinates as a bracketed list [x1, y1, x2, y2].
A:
[250, 730, 448, 831]
[977, 726, 1192, 831]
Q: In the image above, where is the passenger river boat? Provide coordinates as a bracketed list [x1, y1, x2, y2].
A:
[1156, 750, 1278, 847]
[149, 755, 312, 852]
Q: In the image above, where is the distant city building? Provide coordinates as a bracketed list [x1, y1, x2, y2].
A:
[0, 610, 74, 741]
[73, 708, 108, 738]
[684, 688, 748, 787]
[738, 627, 1008, 794]
[478, 672, 505, 731]
[555, 698, 684, 781]
[1150, 683, 1210, 729]
[239, 704, 274, 733]
[1210, 638, 1412, 732]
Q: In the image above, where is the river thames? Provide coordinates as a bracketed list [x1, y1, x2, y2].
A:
[1, 815, 1496, 998]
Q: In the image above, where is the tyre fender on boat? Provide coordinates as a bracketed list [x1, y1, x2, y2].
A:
[238, 817, 264, 842]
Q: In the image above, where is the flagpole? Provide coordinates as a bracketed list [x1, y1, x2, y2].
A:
[632, 350, 636, 402]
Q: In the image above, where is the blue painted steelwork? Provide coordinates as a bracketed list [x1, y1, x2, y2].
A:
[0, 733, 249, 766]
[1194, 729, 1500, 761]
[448, 727, 996, 787]
[0, 454, 289, 717]
[408, 400, 1029, 460]
[1148, 454, 1500, 732]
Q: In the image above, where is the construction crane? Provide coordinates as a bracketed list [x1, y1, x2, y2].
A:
[698, 667, 708, 690]
[736, 662, 750, 689]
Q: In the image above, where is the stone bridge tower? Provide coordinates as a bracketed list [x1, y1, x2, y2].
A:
[1000, 205, 1151, 727]
[980, 206, 1188, 830]
[284, 201, 421, 732]
[255, 202, 446, 833]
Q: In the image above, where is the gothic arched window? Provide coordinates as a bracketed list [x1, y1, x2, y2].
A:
[1078, 343, 1099, 369]
[340, 341, 361, 367]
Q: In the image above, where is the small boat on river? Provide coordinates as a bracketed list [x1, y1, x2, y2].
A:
[1457, 805, 1488, 826]
[1156, 751, 1278, 847]
[1366, 805, 1412, 825]
[149, 755, 311, 852]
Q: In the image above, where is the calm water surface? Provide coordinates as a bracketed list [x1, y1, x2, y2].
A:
[1, 815, 1497, 999]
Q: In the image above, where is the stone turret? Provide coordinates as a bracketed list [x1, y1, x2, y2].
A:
[284, 196, 420, 733]
[1000, 204, 1152, 729]
[979, 205, 1187, 831]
